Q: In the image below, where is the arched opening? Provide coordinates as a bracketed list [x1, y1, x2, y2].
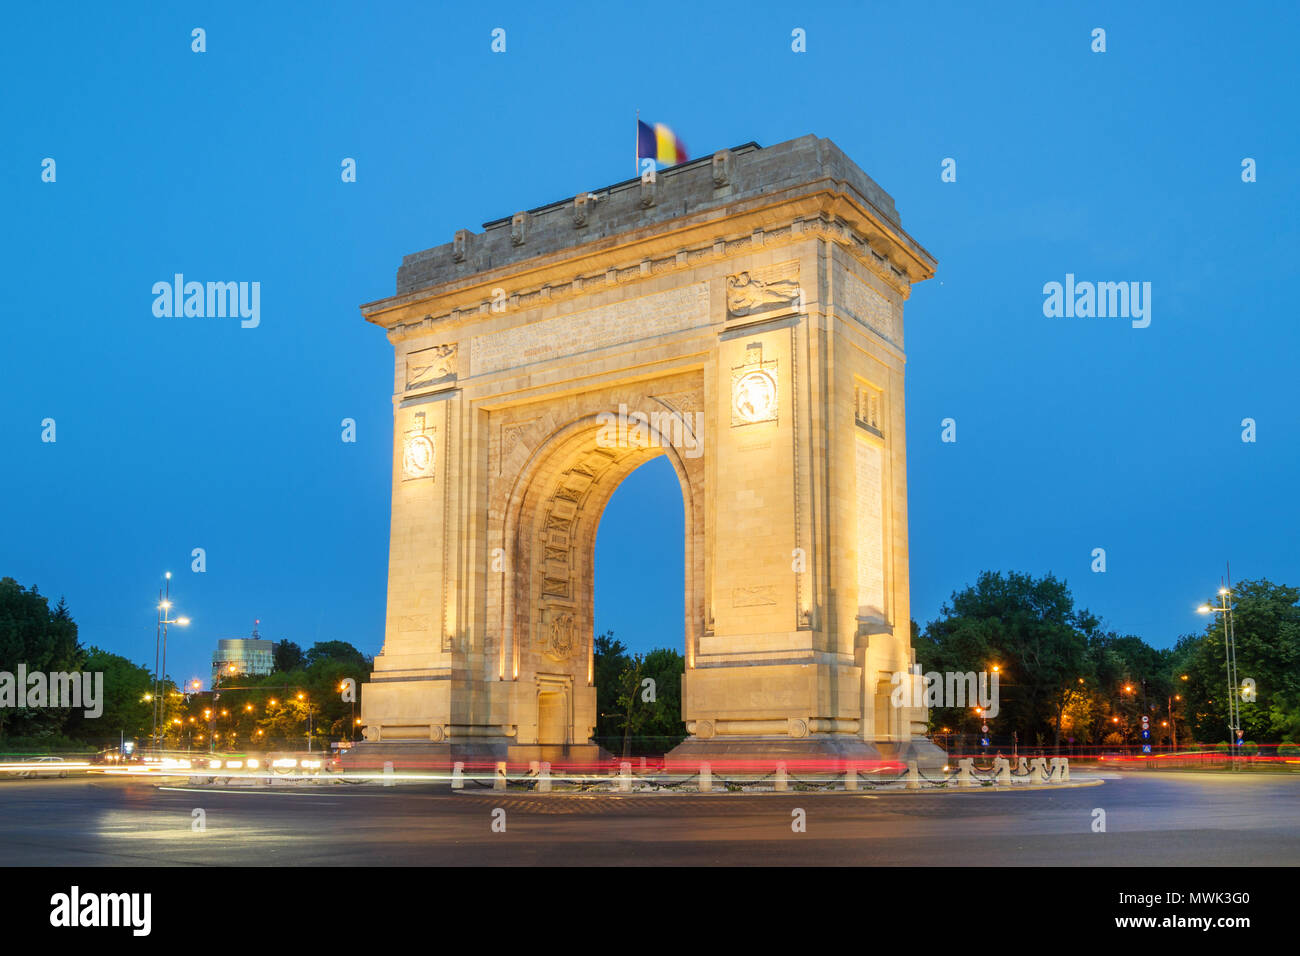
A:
[494, 404, 704, 758]
[592, 456, 687, 756]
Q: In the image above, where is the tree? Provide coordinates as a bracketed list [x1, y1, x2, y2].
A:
[304, 640, 368, 670]
[615, 652, 648, 757]
[592, 633, 686, 754]
[593, 632, 629, 741]
[1174, 580, 1300, 743]
[917, 571, 1097, 747]
[63, 647, 155, 747]
[0, 578, 85, 740]
[638, 647, 686, 743]
[273, 640, 305, 673]
[256, 695, 320, 749]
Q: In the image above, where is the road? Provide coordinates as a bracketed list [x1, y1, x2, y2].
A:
[0, 771, 1297, 866]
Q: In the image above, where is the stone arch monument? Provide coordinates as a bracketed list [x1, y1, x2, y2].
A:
[357, 135, 941, 769]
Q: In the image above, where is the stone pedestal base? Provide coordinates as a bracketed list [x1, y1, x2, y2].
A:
[663, 735, 893, 778]
[505, 743, 612, 770]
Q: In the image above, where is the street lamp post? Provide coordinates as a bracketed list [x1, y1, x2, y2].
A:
[152, 590, 162, 747]
[151, 572, 190, 751]
[297, 693, 312, 753]
[1198, 581, 1241, 752]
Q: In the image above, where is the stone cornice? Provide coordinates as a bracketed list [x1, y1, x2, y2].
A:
[366, 190, 935, 345]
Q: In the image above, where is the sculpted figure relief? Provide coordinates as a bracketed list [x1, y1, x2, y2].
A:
[726, 271, 801, 316]
[406, 344, 457, 390]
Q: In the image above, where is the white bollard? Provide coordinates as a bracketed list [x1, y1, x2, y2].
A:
[494, 761, 508, 791]
[383, 761, 394, 787]
[1049, 757, 1065, 783]
[1016, 756, 1029, 776]
[451, 761, 464, 790]
[537, 761, 551, 793]
[1031, 757, 1050, 784]
[957, 758, 975, 788]
[699, 761, 712, 793]
[619, 761, 632, 792]
[844, 765, 858, 791]
[774, 762, 788, 792]
[994, 756, 1012, 785]
[1060, 757, 1070, 782]
[906, 759, 921, 790]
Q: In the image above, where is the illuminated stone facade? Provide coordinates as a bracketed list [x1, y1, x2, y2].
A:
[358, 135, 939, 766]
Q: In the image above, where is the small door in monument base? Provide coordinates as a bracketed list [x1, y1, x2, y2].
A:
[537, 688, 570, 745]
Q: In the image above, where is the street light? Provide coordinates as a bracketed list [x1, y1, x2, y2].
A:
[1197, 578, 1242, 749]
[298, 693, 313, 752]
[151, 573, 191, 750]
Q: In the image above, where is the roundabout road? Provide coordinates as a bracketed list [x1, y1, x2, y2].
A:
[0, 771, 1296, 866]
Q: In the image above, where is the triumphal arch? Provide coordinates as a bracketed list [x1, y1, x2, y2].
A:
[357, 135, 940, 769]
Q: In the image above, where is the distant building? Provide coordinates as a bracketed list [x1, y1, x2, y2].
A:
[212, 620, 274, 684]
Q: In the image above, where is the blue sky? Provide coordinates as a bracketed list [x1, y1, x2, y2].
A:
[2, 2, 1296, 687]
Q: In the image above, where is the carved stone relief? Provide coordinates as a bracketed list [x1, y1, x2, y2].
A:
[401, 411, 435, 481]
[406, 344, 457, 391]
[726, 261, 801, 318]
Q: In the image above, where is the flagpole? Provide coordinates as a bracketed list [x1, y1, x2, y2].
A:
[634, 108, 640, 178]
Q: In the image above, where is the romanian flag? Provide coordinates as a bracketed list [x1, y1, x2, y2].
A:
[637, 120, 688, 167]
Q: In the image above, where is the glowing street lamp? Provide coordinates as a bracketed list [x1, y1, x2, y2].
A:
[1197, 579, 1242, 747]
[297, 693, 313, 752]
[151, 572, 191, 749]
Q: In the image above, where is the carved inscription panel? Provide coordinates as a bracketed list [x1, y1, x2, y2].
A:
[856, 438, 886, 620]
[471, 283, 709, 375]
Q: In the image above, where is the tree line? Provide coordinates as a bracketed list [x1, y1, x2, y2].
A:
[0, 576, 372, 752]
[915, 571, 1300, 750]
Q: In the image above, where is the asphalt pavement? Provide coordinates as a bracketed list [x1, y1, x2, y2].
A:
[1, 771, 1296, 866]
